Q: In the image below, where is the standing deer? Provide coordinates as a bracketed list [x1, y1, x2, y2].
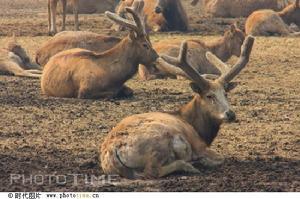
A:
[139, 24, 245, 80]
[41, 0, 158, 99]
[48, 0, 79, 35]
[100, 36, 255, 179]
[115, 0, 189, 32]
[0, 36, 42, 78]
[245, 0, 300, 36]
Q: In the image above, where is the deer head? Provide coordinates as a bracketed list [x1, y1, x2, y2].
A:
[106, 0, 158, 65]
[223, 24, 246, 58]
[161, 36, 255, 123]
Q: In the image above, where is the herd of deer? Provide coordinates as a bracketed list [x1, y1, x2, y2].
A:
[0, 0, 299, 178]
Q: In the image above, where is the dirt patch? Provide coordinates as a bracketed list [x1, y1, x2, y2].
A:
[0, 0, 299, 192]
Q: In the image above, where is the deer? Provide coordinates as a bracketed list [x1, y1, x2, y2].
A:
[115, 0, 189, 32]
[0, 36, 42, 78]
[48, 0, 79, 36]
[41, 0, 158, 99]
[35, 31, 121, 66]
[192, 0, 293, 18]
[139, 24, 245, 80]
[100, 35, 255, 179]
[245, 0, 300, 36]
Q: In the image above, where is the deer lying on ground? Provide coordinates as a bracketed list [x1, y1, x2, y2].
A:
[35, 31, 121, 66]
[41, 0, 158, 99]
[139, 24, 245, 80]
[100, 36, 255, 179]
[0, 36, 42, 78]
[192, 0, 293, 18]
[245, 0, 300, 36]
[115, 0, 189, 32]
[48, 0, 79, 35]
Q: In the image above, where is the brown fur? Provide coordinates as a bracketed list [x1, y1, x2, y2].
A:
[245, 0, 300, 36]
[0, 37, 42, 78]
[139, 24, 245, 80]
[100, 36, 254, 179]
[202, 0, 293, 18]
[58, 0, 117, 14]
[115, 0, 189, 32]
[35, 31, 121, 66]
[41, 4, 159, 99]
[48, 0, 79, 35]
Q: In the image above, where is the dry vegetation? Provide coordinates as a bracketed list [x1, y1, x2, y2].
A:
[0, 0, 299, 192]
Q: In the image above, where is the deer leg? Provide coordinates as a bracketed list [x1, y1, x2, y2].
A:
[48, 0, 52, 35]
[115, 85, 133, 98]
[61, 0, 67, 31]
[25, 69, 43, 74]
[73, 0, 79, 31]
[195, 148, 224, 168]
[49, 0, 58, 35]
[158, 160, 200, 178]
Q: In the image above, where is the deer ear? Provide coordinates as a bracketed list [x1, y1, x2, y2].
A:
[230, 24, 236, 33]
[129, 31, 136, 40]
[190, 82, 206, 94]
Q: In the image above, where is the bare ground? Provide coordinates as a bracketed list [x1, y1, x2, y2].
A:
[0, 0, 299, 192]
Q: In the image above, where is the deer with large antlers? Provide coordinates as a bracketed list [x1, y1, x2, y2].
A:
[100, 36, 255, 178]
[245, 0, 300, 36]
[48, 0, 79, 35]
[41, 0, 158, 99]
[0, 36, 42, 78]
[139, 24, 245, 80]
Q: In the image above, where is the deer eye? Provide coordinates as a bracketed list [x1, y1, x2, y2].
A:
[206, 94, 215, 99]
[143, 43, 149, 49]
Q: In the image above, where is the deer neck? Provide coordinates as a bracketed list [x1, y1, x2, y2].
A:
[207, 37, 232, 62]
[96, 36, 140, 83]
[178, 95, 222, 146]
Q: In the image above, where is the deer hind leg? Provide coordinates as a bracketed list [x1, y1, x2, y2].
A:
[115, 85, 133, 98]
[197, 148, 224, 168]
[158, 160, 200, 178]
[61, 0, 67, 31]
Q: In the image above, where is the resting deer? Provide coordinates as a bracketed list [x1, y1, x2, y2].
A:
[48, 0, 79, 35]
[0, 36, 42, 78]
[115, 0, 189, 32]
[245, 0, 300, 36]
[35, 31, 121, 66]
[100, 36, 255, 179]
[139, 24, 245, 80]
[41, 0, 158, 99]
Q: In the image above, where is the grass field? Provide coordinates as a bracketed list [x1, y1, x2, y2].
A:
[0, 0, 299, 192]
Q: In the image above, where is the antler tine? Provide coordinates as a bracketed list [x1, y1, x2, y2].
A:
[206, 52, 231, 74]
[105, 11, 139, 33]
[222, 35, 255, 83]
[125, 0, 146, 36]
[161, 41, 210, 90]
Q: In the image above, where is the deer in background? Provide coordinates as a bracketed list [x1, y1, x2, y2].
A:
[41, 0, 158, 99]
[35, 31, 121, 66]
[115, 0, 190, 32]
[48, 0, 79, 35]
[139, 24, 245, 80]
[0, 36, 42, 78]
[245, 0, 300, 36]
[100, 36, 255, 179]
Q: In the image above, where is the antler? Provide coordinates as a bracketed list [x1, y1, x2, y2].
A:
[206, 35, 255, 84]
[106, 0, 146, 36]
[161, 41, 210, 91]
